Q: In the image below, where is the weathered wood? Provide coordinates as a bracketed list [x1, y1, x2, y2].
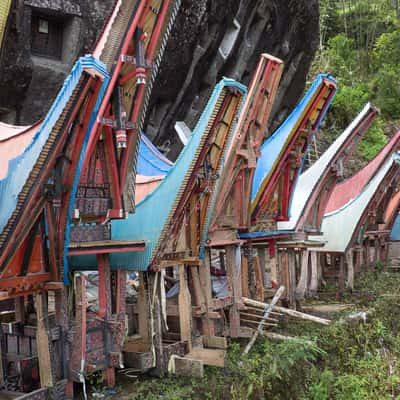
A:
[239, 311, 279, 322]
[138, 272, 149, 342]
[35, 293, 54, 387]
[171, 355, 204, 378]
[338, 255, 345, 294]
[242, 286, 285, 356]
[179, 265, 192, 350]
[309, 251, 318, 294]
[198, 255, 215, 337]
[296, 250, 309, 300]
[240, 318, 278, 327]
[241, 255, 249, 297]
[261, 331, 314, 346]
[254, 255, 264, 301]
[190, 266, 206, 312]
[346, 249, 354, 290]
[203, 336, 228, 349]
[225, 245, 241, 337]
[15, 296, 25, 323]
[287, 250, 296, 308]
[242, 297, 331, 325]
[187, 348, 226, 367]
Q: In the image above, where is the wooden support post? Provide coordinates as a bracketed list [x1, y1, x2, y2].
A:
[199, 253, 215, 337]
[254, 255, 264, 301]
[241, 254, 249, 297]
[190, 266, 206, 313]
[270, 242, 278, 286]
[287, 250, 296, 308]
[338, 255, 345, 296]
[35, 292, 54, 388]
[179, 265, 192, 350]
[258, 248, 268, 288]
[309, 251, 318, 294]
[15, 296, 25, 323]
[296, 250, 309, 300]
[346, 249, 354, 291]
[226, 246, 242, 336]
[138, 272, 150, 343]
[374, 238, 379, 267]
[366, 241, 371, 270]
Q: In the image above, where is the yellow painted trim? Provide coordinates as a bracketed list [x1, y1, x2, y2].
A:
[0, 0, 12, 51]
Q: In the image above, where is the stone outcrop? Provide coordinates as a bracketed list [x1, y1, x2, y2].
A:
[0, 0, 319, 153]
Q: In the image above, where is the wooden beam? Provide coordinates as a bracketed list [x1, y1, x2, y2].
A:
[178, 265, 192, 350]
[137, 272, 149, 343]
[296, 250, 309, 300]
[309, 251, 318, 294]
[346, 249, 354, 291]
[35, 292, 54, 387]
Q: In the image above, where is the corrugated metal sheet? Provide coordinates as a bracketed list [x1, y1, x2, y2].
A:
[310, 153, 400, 252]
[390, 213, 400, 241]
[278, 103, 374, 231]
[325, 129, 400, 213]
[70, 78, 247, 270]
[0, 0, 11, 51]
[0, 56, 108, 239]
[251, 74, 337, 206]
[137, 133, 173, 176]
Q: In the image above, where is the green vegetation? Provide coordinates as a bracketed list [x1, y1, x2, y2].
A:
[102, 271, 400, 400]
[312, 0, 400, 162]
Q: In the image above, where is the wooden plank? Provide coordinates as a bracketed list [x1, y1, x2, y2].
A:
[187, 348, 226, 367]
[309, 251, 318, 294]
[172, 356, 204, 378]
[198, 253, 215, 337]
[346, 249, 354, 290]
[225, 245, 241, 336]
[178, 265, 192, 350]
[35, 293, 54, 387]
[254, 255, 264, 301]
[241, 255, 249, 298]
[296, 250, 309, 300]
[203, 336, 228, 350]
[338, 255, 345, 295]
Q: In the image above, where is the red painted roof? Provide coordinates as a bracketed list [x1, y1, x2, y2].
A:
[325, 130, 400, 213]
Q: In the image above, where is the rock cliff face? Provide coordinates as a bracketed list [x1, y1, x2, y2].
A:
[0, 0, 319, 153]
[145, 0, 320, 158]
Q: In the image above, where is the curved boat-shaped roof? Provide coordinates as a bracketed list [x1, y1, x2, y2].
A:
[0, 56, 108, 237]
[312, 152, 400, 252]
[0, 122, 42, 180]
[278, 103, 376, 231]
[137, 132, 173, 176]
[325, 130, 400, 213]
[250, 74, 337, 207]
[390, 213, 400, 240]
[70, 78, 247, 270]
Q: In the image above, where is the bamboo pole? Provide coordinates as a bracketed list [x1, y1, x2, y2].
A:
[242, 286, 285, 356]
[242, 297, 331, 325]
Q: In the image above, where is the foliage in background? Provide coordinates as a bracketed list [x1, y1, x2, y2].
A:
[312, 0, 400, 162]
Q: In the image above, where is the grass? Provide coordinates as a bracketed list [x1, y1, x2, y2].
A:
[91, 271, 400, 400]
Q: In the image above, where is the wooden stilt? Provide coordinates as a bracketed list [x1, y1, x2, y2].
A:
[190, 266, 206, 313]
[338, 255, 345, 295]
[15, 296, 25, 323]
[254, 256, 264, 301]
[374, 238, 379, 267]
[309, 251, 318, 294]
[226, 245, 242, 337]
[138, 272, 150, 343]
[241, 255, 249, 297]
[199, 253, 215, 337]
[346, 249, 354, 291]
[366, 241, 371, 270]
[258, 248, 268, 288]
[179, 265, 192, 350]
[35, 292, 54, 388]
[296, 250, 309, 300]
[287, 250, 296, 308]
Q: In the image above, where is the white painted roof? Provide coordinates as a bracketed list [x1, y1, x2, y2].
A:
[309, 152, 400, 252]
[278, 103, 372, 231]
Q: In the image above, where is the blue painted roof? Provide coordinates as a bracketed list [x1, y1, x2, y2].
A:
[0, 56, 108, 238]
[70, 78, 247, 270]
[390, 213, 400, 241]
[137, 132, 173, 176]
[239, 231, 295, 239]
[251, 74, 337, 204]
